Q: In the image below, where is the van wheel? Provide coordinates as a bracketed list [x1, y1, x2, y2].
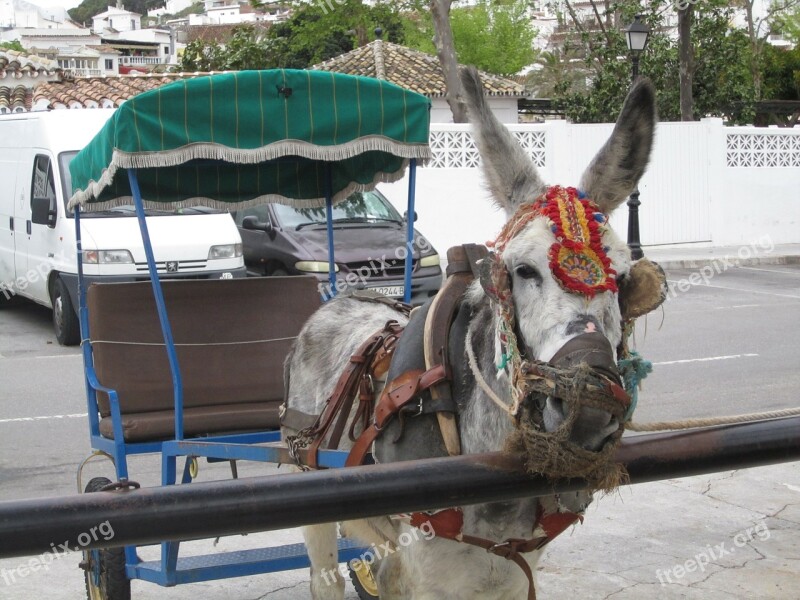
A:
[52, 277, 80, 346]
[83, 477, 131, 600]
[269, 267, 288, 276]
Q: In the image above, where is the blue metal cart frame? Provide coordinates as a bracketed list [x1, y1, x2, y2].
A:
[68, 70, 432, 594]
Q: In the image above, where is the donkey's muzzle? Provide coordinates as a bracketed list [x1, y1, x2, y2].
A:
[548, 332, 620, 384]
[544, 332, 623, 450]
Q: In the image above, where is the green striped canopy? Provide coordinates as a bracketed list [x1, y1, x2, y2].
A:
[68, 70, 431, 210]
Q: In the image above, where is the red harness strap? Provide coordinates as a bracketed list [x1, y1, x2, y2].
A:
[409, 503, 583, 600]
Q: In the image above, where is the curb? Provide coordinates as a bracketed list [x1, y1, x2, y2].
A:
[648, 254, 800, 270]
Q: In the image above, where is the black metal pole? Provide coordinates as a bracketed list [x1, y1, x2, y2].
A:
[2, 416, 800, 559]
[627, 52, 644, 261]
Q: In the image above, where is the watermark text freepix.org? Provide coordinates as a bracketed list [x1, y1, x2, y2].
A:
[321, 520, 436, 585]
[316, 236, 435, 299]
[1, 521, 115, 586]
[0, 248, 74, 301]
[665, 235, 774, 300]
[655, 520, 770, 585]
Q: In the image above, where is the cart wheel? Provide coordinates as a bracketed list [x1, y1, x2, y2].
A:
[83, 477, 131, 600]
[188, 456, 199, 479]
[349, 559, 379, 600]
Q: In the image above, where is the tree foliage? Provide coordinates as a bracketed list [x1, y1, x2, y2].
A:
[69, 0, 165, 26]
[179, 25, 271, 71]
[448, 1, 536, 77]
[549, 0, 759, 123]
[402, 0, 537, 77]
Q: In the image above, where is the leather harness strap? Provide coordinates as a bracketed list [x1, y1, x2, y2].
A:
[345, 364, 448, 467]
[409, 505, 582, 600]
[304, 320, 404, 470]
[424, 244, 489, 456]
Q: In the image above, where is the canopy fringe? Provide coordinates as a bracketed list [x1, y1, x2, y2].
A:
[115, 137, 431, 169]
[70, 161, 412, 212]
[68, 137, 430, 209]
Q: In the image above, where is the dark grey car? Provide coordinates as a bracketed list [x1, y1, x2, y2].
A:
[234, 189, 442, 305]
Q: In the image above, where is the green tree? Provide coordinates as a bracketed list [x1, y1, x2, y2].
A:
[0, 40, 25, 53]
[761, 43, 800, 100]
[448, 0, 536, 77]
[551, 1, 756, 123]
[262, 0, 409, 68]
[179, 25, 271, 71]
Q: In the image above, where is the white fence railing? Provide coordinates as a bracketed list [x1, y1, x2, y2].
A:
[119, 56, 164, 65]
[379, 120, 799, 253]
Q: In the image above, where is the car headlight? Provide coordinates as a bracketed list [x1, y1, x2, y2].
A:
[295, 261, 339, 273]
[82, 250, 134, 264]
[208, 243, 243, 260]
[419, 254, 440, 268]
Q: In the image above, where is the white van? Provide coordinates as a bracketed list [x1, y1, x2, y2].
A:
[0, 109, 246, 345]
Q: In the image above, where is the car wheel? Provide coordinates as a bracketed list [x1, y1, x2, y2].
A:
[82, 477, 131, 600]
[270, 267, 288, 276]
[52, 277, 80, 346]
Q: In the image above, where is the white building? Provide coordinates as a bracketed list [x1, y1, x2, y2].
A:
[91, 2, 142, 34]
[0, 0, 71, 29]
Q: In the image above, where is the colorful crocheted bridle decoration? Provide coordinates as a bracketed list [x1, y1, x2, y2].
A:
[482, 185, 619, 415]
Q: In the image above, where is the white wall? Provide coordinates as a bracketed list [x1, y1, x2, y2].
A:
[380, 120, 800, 257]
[430, 96, 519, 124]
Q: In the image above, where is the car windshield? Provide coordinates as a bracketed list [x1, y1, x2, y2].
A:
[58, 151, 226, 218]
[272, 190, 402, 229]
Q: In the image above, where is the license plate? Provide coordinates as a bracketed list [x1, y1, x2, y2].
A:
[368, 285, 404, 298]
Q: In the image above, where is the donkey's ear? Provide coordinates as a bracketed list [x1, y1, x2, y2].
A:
[579, 79, 657, 214]
[460, 66, 546, 216]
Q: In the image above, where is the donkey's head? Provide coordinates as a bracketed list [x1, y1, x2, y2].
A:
[462, 68, 657, 452]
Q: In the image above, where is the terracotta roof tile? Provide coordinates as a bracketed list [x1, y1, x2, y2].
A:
[312, 40, 525, 98]
[0, 49, 58, 78]
[0, 85, 33, 112]
[31, 72, 234, 110]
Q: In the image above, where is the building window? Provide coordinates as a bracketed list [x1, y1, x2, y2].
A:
[105, 59, 113, 70]
[131, 19, 136, 30]
[163, 45, 169, 55]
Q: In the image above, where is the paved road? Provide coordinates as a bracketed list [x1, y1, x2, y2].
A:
[0, 264, 798, 598]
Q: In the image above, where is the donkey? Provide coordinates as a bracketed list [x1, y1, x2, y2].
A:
[281, 67, 657, 599]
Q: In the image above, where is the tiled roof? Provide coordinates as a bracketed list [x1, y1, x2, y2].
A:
[0, 50, 59, 78]
[0, 85, 32, 112]
[31, 72, 221, 110]
[186, 23, 270, 44]
[312, 40, 525, 98]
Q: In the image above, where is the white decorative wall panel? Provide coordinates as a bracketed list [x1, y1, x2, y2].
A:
[726, 132, 800, 167]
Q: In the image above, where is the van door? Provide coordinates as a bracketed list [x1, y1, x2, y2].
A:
[11, 148, 33, 300]
[0, 149, 19, 299]
[23, 153, 58, 303]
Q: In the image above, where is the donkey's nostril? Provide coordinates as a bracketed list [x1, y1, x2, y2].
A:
[571, 409, 620, 450]
[543, 396, 566, 431]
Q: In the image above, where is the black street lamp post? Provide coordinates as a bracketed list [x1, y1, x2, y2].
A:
[624, 14, 650, 261]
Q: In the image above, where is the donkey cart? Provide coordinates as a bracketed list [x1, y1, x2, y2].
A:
[68, 69, 432, 598]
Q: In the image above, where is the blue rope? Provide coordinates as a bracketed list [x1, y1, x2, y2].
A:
[617, 350, 653, 422]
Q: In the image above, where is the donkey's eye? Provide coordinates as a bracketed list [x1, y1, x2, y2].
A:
[514, 264, 542, 283]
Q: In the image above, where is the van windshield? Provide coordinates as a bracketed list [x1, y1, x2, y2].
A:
[272, 190, 402, 230]
[58, 152, 226, 218]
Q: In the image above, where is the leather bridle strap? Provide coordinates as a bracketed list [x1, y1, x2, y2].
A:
[459, 535, 539, 600]
[345, 364, 448, 467]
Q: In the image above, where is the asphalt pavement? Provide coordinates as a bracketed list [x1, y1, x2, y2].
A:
[0, 243, 799, 599]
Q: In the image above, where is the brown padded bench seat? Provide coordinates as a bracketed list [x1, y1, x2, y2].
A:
[87, 276, 321, 442]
